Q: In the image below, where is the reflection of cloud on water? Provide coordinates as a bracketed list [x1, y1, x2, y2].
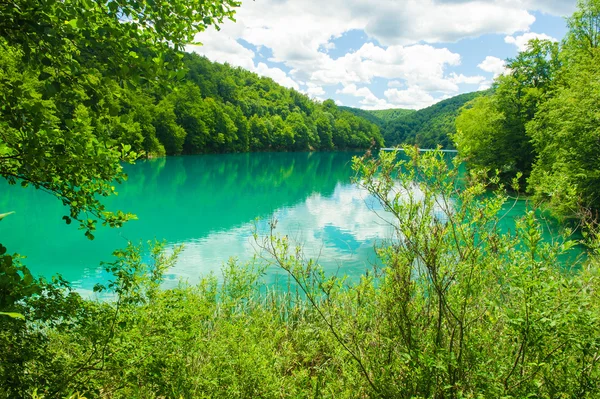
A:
[162, 183, 394, 287]
[69, 180, 455, 293]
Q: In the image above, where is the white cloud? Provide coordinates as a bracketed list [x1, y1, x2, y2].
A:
[524, 0, 576, 16]
[449, 73, 487, 85]
[187, 31, 301, 91]
[364, 1, 535, 46]
[433, 0, 575, 17]
[337, 84, 369, 97]
[478, 80, 493, 91]
[504, 32, 559, 52]
[478, 56, 507, 78]
[384, 87, 437, 110]
[186, 28, 255, 71]
[337, 84, 393, 109]
[255, 62, 300, 90]
[187, 0, 576, 109]
[305, 83, 326, 97]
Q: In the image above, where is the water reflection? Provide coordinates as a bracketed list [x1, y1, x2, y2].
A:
[0, 151, 391, 290]
[0, 151, 581, 293]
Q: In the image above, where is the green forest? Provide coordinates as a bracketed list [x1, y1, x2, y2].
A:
[2, 0, 600, 398]
[453, 9, 600, 221]
[342, 91, 486, 149]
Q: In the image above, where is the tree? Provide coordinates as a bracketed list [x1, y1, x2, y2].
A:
[565, 0, 600, 56]
[454, 40, 560, 183]
[315, 112, 334, 150]
[454, 96, 511, 173]
[526, 0, 600, 219]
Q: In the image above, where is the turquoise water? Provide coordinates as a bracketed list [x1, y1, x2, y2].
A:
[0, 151, 583, 295]
[0, 152, 393, 293]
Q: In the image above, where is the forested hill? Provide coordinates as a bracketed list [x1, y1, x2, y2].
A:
[341, 91, 487, 149]
[115, 53, 384, 156]
[383, 91, 487, 148]
[338, 106, 389, 128]
[369, 108, 416, 123]
[339, 106, 415, 128]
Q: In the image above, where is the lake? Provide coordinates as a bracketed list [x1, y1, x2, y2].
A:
[0, 151, 581, 295]
[0, 152, 395, 293]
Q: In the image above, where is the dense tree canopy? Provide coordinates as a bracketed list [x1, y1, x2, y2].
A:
[145, 55, 383, 155]
[454, 0, 600, 220]
[342, 91, 484, 149]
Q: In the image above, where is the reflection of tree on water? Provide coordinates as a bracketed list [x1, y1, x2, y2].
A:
[0, 152, 365, 283]
[116, 152, 362, 243]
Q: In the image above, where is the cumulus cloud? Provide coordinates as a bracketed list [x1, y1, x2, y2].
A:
[305, 83, 326, 97]
[524, 0, 577, 16]
[337, 84, 393, 109]
[478, 56, 507, 78]
[185, 28, 255, 71]
[435, 0, 576, 16]
[449, 73, 487, 85]
[384, 87, 437, 110]
[188, 0, 575, 108]
[364, 1, 535, 46]
[505, 32, 559, 51]
[255, 62, 300, 90]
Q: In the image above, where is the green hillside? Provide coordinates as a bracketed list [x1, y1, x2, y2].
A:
[339, 106, 415, 128]
[341, 91, 488, 149]
[338, 106, 388, 128]
[369, 108, 416, 122]
[383, 91, 489, 149]
[122, 53, 384, 156]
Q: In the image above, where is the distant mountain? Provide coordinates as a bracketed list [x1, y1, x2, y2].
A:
[369, 108, 416, 123]
[383, 91, 490, 149]
[338, 106, 387, 128]
[341, 91, 490, 149]
[339, 107, 415, 128]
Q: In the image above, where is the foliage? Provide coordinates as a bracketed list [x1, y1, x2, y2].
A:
[0, 0, 240, 236]
[130, 58, 384, 155]
[454, 41, 559, 183]
[527, 50, 600, 219]
[384, 91, 485, 149]
[454, 0, 600, 220]
[2, 1, 600, 397]
[267, 148, 600, 398]
[369, 108, 416, 123]
[339, 106, 416, 129]
[0, 0, 242, 372]
[341, 92, 485, 150]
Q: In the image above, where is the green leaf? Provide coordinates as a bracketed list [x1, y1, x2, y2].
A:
[0, 211, 15, 221]
[0, 312, 25, 320]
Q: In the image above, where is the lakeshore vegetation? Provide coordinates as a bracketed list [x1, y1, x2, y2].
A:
[1, 0, 600, 398]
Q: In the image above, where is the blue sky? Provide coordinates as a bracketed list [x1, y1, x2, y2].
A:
[187, 0, 576, 110]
